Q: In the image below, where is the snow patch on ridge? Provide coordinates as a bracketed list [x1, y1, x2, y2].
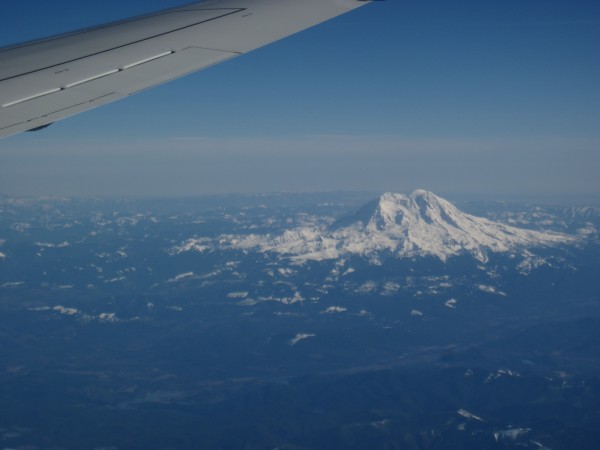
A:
[169, 238, 212, 255]
[289, 333, 315, 346]
[167, 272, 195, 283]
[322, 306, 347, 314]
[457, 409, 484, 422]
[35, 241, 71, 248]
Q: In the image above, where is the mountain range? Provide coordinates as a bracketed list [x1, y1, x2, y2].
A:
[175, 190, 579, 264]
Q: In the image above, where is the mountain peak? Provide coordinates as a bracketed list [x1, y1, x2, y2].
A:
[338, 190, 443, 231]
[360, 190, 463, 233]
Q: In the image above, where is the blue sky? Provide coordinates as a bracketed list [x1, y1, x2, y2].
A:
[1, 0, 599, 200]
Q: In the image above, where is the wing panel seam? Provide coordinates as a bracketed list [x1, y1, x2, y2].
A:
[0, 92, 118, 130]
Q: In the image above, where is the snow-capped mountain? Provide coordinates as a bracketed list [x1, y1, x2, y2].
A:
[226, 190, 577, 263]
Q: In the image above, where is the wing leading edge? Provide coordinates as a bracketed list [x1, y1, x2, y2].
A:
[0, 0, 370, 139]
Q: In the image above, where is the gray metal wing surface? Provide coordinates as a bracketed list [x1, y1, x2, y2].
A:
[0, 0, 370, 139]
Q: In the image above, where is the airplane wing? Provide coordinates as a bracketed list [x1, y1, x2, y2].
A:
[0, 0, 370, 140]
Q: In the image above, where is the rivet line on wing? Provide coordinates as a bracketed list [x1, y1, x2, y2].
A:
[2, 88, 62, 108]
[64, 69, 120, 88]
[122, 50, 175, 69]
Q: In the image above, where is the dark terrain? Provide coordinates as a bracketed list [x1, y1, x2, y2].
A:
[0, 193, 599, 449]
